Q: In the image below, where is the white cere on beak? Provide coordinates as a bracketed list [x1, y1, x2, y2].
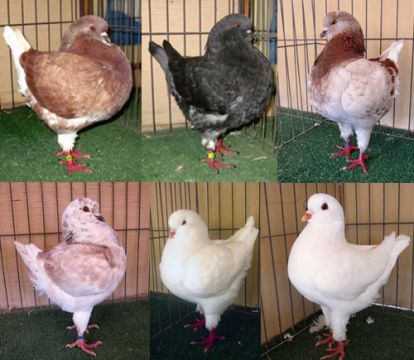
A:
[246, 29, 252, 34]
[101, 32, 111, 44]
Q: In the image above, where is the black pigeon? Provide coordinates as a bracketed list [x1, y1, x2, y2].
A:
[149, 13, 275, 170]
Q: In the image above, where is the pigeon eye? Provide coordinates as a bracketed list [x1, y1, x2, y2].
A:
[235, 22, 241, 28]
[82, 206, 90, 212]
[89, 24, 96, 31]
[321, 203, 328, 210]
[331, 19, 337, 25]
[182, 220, 186, 225]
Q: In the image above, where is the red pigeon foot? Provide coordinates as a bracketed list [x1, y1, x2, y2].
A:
[342, 153, 368, 174]
[200, 152, 235, 170]
[216, 137, 239, 155]
[331, 144, 359, 160]
[66, 337, 102, 356]
[67, 323, 100, 334]
[316, 333, 335, 348]
[321, 339, 349, 360]
[191, 328, 225, 352]
[184, 315, 205, 331]
[57, 151, 93, 176]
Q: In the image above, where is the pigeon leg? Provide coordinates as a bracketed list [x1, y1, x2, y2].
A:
[321, 340, 349, 360]
[184, 314, 205, 331]
[66, 336, 102, 357]
[191, 328, 225, 352]
[70, 148, 92, 159]
[216, 137, 239, 155]
[342, 152, 368, 174]
[331, 141, 358, 160]
[67, 323, 100, 334]
[200, 151, 235, 170]
[315, 333, 335, 348]
[56, 151, 93, 175]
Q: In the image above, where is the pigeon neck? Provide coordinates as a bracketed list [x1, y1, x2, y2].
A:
[305, 221, 346, 244]
[312, 29, 365, 82]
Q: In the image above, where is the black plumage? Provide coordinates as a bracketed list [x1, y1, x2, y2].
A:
[149, 14, 275, 170]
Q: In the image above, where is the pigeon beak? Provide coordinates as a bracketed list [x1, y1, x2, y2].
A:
[101, 32, 111, 43]
[301, 211, 312, 222]
[168, 229, 176, 238]
[320, 28, 328, 38]
[96, 214, 105, 222]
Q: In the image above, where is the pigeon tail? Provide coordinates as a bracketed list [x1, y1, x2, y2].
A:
[148, 41, 169, 71]
[379, 40, 404, 64]
[14, 241, 48, 294]
[162, 40, 182, 59]
[3, 26, 30, 94]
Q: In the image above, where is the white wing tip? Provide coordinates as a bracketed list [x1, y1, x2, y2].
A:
[245, 216, 255, 227]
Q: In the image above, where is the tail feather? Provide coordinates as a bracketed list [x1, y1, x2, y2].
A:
[3, 26, 30, 94]
[148, 41, 169, 71]
[14, 241, 48, 294]
[379, 40, 404, 64]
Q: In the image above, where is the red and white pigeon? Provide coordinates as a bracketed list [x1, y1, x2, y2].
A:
[308, 11, 404, 174]
[160, 210, 258, 351]
[288, 193, 410, 360]
[14, 198, 126, 356]
[3, 16, 132, 175]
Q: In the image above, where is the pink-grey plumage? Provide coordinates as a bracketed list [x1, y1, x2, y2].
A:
[3, 16, 132, 175]
[308, 11, 403, 174]
[14, 198, 126, 356]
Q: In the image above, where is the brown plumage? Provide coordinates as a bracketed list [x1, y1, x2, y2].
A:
[3, 16, 132, 175]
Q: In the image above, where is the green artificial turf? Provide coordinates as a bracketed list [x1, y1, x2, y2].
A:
[277, 109, 414, 182]
[0, 299, 149, 360]
[263, 305, 414, 360]
[0, 97, 141, 181]
[140, 127, 277, 182]
[150, 292, 260, 360]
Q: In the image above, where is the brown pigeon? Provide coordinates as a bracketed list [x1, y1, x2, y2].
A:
[308, 11, 403, 174]
[14, 198, 126, 356]
[3, 16, 132, 175]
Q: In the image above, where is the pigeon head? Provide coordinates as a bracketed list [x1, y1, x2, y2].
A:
[167, 210, 209, 244]
[61, 15, 110, 49]
[320, 11, 362, 41]
[62, 198, 105, 233]
[302, 193, 344, 225]
[206, 14, 253, 53]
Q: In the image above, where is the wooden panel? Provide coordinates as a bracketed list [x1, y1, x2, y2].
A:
[278, 0, 414, 131]
[0, 182, 150, 311]
[150, 182, 260, 309]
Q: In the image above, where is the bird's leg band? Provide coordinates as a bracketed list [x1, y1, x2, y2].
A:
[207, 152, 216, 159]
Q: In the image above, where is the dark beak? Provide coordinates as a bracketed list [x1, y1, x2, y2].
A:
[96, 215, 105, 222]
[320, 30, 327, 38]
[101, 32, 111, 43]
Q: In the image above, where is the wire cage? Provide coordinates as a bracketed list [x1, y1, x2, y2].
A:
[276, 0, 414, 149]
[0, 0, 141, 131]
[150, 182, 260, 359]
[142, 0, 277, 146]
[260, 182, 414, 359]
[0, 182, 150, 310]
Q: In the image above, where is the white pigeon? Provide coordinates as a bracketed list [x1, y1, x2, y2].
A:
[160, 210, 258, 352]
[288, 193, 410, 360]
[308, 11, 404, 174]
[14, 198, 126, 356]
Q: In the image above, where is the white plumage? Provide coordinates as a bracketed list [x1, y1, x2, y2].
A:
[160, 209, 258, 351]
[14, 198, 126, 356]
[288, 193, 410, 359]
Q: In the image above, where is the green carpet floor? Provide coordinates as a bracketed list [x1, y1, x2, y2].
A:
[150, 292, 260, 360]
[0, 101, 141, 181]
[277, 110, 414, 182]
[263, 305, 414, 360]
[140, 128, 277, 182]
[0, 300, 149, 360]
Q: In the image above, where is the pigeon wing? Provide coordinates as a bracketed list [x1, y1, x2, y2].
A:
[43, 243, 116, 297]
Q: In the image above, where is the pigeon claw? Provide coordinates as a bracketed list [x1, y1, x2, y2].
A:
[56, 150, 93, 176]
[315, 333, 335, 348]
[200, 157, 235, 171]
[331, 144, 358, 160]
[66, 338, 102, 357]
[216, 137, 239, 155]
[191, 328, 225, 352]
[184, 315, 206, 331]
[320, 339, 349, 360]
[342, 153, 368, 174]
